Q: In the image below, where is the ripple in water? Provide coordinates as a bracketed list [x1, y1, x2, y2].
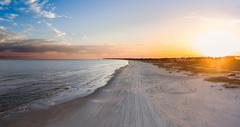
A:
[0, 59, 128, 114]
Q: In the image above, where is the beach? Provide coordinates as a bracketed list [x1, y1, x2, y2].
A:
[2, 61, 240, 127]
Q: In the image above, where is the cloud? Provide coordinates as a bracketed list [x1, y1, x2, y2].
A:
[52, 28, 66, 37]
[25, 0, 56, 19]
[12, 22, 17, 26]
[0, 40, 119, 54]
[46, 22, 66, 37]
[0, 17, 7, 22]
[1, 0, 69, 39]
[22, 24, 34, 34]
[0, 26, 7, 31]
[0, 14, 18, 22]
[5, 13, 18, 20]
[0, 27, 26, 43]
[0, 29, 120, 55]
[0, 0, 11, 5]
[24, 0, 66, 37]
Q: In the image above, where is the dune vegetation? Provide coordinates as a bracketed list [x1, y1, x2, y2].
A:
[138, 56, 240, 88]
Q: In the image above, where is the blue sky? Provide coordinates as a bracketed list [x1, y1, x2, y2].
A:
[1, 0, 239, 42]
[0, 0, 240, 58]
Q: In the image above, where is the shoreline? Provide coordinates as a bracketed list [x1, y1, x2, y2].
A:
[1, 61, 240, 127]
[0, 61, 129, 127]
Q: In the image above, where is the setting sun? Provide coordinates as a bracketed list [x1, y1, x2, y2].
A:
[194, 30, 239, 57]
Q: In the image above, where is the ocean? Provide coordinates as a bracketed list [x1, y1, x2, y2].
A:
[0, 59, 128, 114]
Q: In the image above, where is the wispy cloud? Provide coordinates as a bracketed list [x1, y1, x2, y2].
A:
[25, 0, 56, 19]
[22, 24, 34, 34]
[0, 14, 18, 23]
[22, 0, 68, 38]
[52, 28, 66, 37]
[1, 0, 69, 39]
[46, 22, 66, 37]
[0, 0, 11, 6]
[0, 17, 8, 22]
[5, 13, 18, 20]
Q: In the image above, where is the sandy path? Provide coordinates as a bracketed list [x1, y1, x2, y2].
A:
[2, 61, 240, 127]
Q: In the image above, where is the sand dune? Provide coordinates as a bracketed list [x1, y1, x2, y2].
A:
[2, 61, 240, 127]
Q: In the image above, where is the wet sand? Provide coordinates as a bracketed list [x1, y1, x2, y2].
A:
[2, 61, 240, 127]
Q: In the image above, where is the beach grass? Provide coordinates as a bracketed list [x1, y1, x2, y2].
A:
[205, 76, 240, 88]
[136, 56, 240, 88]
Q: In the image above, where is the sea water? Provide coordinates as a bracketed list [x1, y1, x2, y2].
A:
[0, 59, 128, 114]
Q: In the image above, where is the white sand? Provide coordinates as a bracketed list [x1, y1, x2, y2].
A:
[3, 61, 240, 127]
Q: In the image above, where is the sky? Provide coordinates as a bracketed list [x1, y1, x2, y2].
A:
[0, 0, 240, 58]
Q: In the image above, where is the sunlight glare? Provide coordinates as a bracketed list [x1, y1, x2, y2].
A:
[194, 30, 239, 57]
